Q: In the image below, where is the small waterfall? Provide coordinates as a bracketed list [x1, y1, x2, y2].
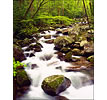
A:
[18, 29, 93, 100]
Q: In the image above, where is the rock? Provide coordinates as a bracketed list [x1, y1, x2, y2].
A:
[44, 35, 51, 39]
[80, 40, 88, 47]
[22, 38, 32, 47]
[41, 31, 46, 34]
[70, 42, 80, 48]
[16, 70, 31, 87]
[60, 47, 71, 53]
[53, 34, 59, 38]
[25, 53, 29, 57]
[54, 36, 73, 50]
[83, 43, 94, 56]
[62, 28, 72, 35]
[64, 51, 72, 62]
[25, 47, 32, 51]
[34, 47, 42, 52]
[45, 39, 54, 44]
[87, 55, 94, 63]
[72, 48, 81, 56]
[55, 52, 65, 61]
[16, 66, 24, 70]
[41, 75, 71, 96]
[29, 53, 35, 57]
[53, 96, 69, 100]
[31, 64, 38, 69]
[29, 43, 43, 52]
[13, 44, 26, 62]
[72, 57, 80, 62]
[56, 29, 62, 34]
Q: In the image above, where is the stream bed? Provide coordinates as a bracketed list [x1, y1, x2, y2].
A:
[17, 28, 94, 100]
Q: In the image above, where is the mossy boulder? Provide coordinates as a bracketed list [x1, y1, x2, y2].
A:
[62, 28, 73, 35]
[16, 70, 31, 87]
[72, 48, 81, 56]
[83, 43, 94, 56]
[13, 44, 26, 62]
[60, 47, 71, 53]
[41, 75, 71, 96]
[64, 51, 72, 62]
[54, 36, 73, 50]
[44, 35, 51, 39]
[87, 55, 94, 63]
[80, 40, 88, 47]
[17, 38, 32, 47]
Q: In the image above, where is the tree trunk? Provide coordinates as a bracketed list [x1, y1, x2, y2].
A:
[32, 0, 48, 18]
[83, 0, 90, 27]
[24, 0, 34, 19]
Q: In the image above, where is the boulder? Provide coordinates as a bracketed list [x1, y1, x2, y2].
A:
[44, 35, 51, 39]
[53, 96, 69, 100]
[72, 48, 81, 56]
[62, 28, 72, 35]
[13, 44, 26, 62]
[60, 47, 71, 53]
[45, 39, 54, 44]
[80, 40, 88, 47]
[29, 53, 35, 57]
[56, 29, 63, 34]
[87, 55, 94, 63]
[41, 75, 71, 96]
[83, 43, 94, 56]
[64, 51, 72, 62]
[55, 52, 65, 61]
[16, 70, 31, 87]
[54, 36, 73, 50]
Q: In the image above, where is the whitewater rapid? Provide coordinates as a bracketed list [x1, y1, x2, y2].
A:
[18, 30, 93, 100]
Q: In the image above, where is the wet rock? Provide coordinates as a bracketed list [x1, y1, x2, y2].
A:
[87, 55, 94, 63]
[62, 28, 72, 35]
[25, 47, 32, 51]
[53, 96, 69, 100]
[20, 38, 32, 47]
[60, 47, 71, 53]
[25, 53, 29, 57]
[70, 42, 81, 49]
[54, 36, 73, 50]
[83, 43, 94, 56]
[34, 47, 42, 52]
[41, 31, 46, 34]
[64, 51, 72, 62]
[53, 34, 60, 38]
[16, 66, 24, 70]
[29, 53, 35, 57]
[44, 35, 51, 39]
[31, 64, 38, 69]
[13, 44, 26, 62]
[29, 43, 43, 52]
[16, 70, 31, 87]
[55, 52, 65, 61]
[45, 39, 54, 44]
[41, 75, 71, 96]
[71, 57, 80, 62]
[56, 29, 62, 34]
[80, 40, 88, 47]
[72, 48, 82, 56]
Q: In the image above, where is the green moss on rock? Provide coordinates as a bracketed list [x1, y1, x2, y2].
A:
[87, 55, 94, 63]
[17, 70, 31, 87]
[43, 75, 64, 89]
[54, 36, 73, 47]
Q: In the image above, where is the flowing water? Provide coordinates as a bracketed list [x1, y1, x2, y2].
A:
[18, 29, 93, 100]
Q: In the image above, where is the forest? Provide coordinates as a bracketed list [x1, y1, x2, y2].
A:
[13, 0, 94, 100]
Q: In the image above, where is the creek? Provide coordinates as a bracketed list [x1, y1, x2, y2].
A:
[17, 28, 93, 100]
